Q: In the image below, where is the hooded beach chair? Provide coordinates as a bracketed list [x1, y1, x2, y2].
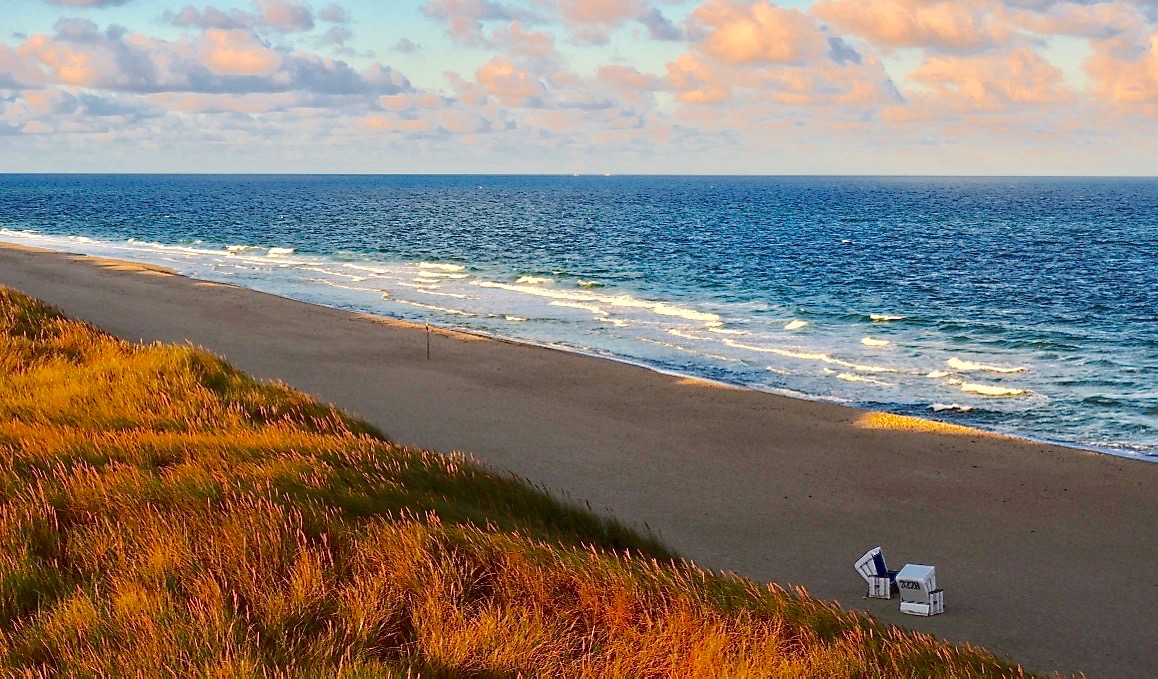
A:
[854, 546, 898, 599]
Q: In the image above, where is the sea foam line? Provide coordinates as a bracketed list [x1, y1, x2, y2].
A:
[722, 339, 897, 373]
[476, 281, 721, 324]
[948, 357, 1026, 374]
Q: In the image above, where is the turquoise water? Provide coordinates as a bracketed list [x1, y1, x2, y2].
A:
[1, 174, 1155, 458]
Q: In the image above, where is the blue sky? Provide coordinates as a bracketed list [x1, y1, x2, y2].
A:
[1, 0, 1155, 174]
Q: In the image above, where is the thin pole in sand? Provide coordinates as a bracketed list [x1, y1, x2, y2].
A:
[426, 319, 430, 360]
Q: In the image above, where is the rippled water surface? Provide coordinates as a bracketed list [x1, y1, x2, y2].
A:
[2, 175, 1155, 458]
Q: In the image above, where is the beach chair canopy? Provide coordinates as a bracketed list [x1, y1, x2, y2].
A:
[854, 547, 897, 583]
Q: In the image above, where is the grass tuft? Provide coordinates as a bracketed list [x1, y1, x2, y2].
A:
[0, 287, 1046, 676]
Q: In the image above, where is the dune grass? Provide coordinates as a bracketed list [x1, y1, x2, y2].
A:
[0, 286, 1039, 677]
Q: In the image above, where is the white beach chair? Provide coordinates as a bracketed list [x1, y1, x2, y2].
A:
[854, 546, 898, 599]
[896, 563, 945, 616]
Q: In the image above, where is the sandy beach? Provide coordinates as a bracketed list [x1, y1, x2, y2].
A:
[2, 242, 1156, 677]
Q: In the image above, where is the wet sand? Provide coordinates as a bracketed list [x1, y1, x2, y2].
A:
[2, 242, 1156, 677]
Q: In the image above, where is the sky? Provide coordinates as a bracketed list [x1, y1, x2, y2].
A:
[0, 0, 1155, 174]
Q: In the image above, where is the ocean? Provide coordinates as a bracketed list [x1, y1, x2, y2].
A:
[1, 174, 1154, 459]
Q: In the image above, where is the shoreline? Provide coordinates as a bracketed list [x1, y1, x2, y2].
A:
[1, 235, 1147, 462]
[2, 241, 1158, 676]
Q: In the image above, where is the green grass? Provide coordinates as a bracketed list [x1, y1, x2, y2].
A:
[0, 286, 1040, 677]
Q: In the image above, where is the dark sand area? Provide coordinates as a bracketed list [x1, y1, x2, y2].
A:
[3, 242, 1156, 677]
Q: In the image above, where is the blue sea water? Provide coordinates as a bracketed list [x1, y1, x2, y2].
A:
[1, 174, 1155, 458]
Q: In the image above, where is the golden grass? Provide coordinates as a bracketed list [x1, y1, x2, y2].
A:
[0, 287, 1043, 677]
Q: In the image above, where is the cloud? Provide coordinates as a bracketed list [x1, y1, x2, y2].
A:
[0, 44, 49, 88]
[421, 0, 536, 45]
[475, 56, 546, 105]
[556, 0, 690, 44]
[906, 47, 1071, 110]
[45, 0, 131, 6]
[638, 8, 683, 41]
[167, 6, 254, 31]
[1000, 1, 1144, 40]
[811, 0, 1154, 56]
[596, 64, 662, 91]
[827, 36, 862, 65]
[392, 38, 421, 54]
[812, 0, 1013, 52]
[1086, 29, 1158, 111]
[198, 29, 281, 76]
[422, 0, 686, 46]
[166, 0, 315, 33]
[490, 22, 558, 60]
[7, 22, 410, 96]
[6, 0, 1156, 172]
[652, 0, 904, 138]
[318, 3, 350, 24]
[689, 0, 828, 65]
[256, 0, 314, 32]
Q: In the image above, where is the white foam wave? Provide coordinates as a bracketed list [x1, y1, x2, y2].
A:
[550, 301, 605, 315]
[784, 320, 808, 330]
[475, 281, 720, 324]
[708, 327, 748, 336]
[418, 262, 465, 272]
[947, 357, 1026, 374]
[267, 247, 296, 257]
[577, 280, 604, 288]
[414, 290, 471, 299]
[668, 329, 708, 341]
[395, 300, 476, 317]
[315, 280, 376, 292]
[723, 340, 897, 373]
[932, 403, 974, 412]
[505, 316, 527, 322]
[861, 337, 890, 347]
[870, 314, 905, 322]
[342, 263, 390, 275]
[226, 245, 261, 254]
[637, 337, 685, 351]
[838, 373, 894, 386]
[927, 370, 951, 378]
[516, 276, 553, 285]
[300, 266, 365, 281]
[961, 383, 1027, 397]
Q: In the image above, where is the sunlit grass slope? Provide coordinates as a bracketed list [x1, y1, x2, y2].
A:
[0, 287, 1035, 677]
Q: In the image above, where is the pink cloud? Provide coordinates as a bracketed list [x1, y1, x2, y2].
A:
[690, 0, 828, 65]
[197, 29, 282, 76]
[148, 91, 298, 114]
[18, 34, 109, 86]
[167, 0, 315, 33]
[1000, 1, 1143, 40]
[0, 44, 48, 88]
[1086, 30, 1158, 111]
[907, 48, 1071, 109]
[812, 0, 1012, 52]
[256, 0, 315, 32]
[421, 0, 535, 45]
[558, 0, 645, 25]
[596, 64, 662, 91]
[659, 0, 899, 111]
[665, 54, 730, 103]
[475, 56, 545, 105]
[490, 22, 558, 60]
